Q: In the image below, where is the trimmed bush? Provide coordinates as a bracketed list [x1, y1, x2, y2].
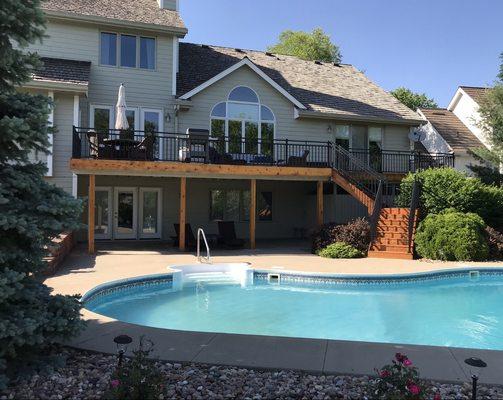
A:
[396, 168, 503, 229]
[415, 210, 489, 261]
[318, 242, 364, 259]
[486, 226, 503, 260]
[311, 218, 370, 254]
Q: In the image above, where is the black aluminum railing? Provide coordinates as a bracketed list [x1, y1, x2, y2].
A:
[72, 127, 332, 168]
[347, 148, 454, 174]
[72, 127, 455, 174]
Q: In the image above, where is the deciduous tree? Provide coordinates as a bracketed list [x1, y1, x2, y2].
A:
[390, 87, 437, 111]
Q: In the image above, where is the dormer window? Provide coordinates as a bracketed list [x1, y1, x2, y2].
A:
[100, 32, 156, 70]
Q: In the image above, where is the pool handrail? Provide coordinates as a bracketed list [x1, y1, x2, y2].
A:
[197, 228, 211, 263]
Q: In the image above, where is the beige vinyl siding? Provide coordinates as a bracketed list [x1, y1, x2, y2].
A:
[178, 65, 412, 152]
[51, 93, 76, 193]
[28, 20, 175, 128]
[77, 175, 325, 241]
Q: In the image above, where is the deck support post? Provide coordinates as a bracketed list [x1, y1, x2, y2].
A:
[317, 180, 324, 227]
[179, 177, 186, 251]
[250, 179, 257, 249]
[88, 174, 95, 254]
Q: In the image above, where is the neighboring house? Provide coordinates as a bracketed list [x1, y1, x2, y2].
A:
[418, 86, 490, 173]
[23, 0, 451, 258]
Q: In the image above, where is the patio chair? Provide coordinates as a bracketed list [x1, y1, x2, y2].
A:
[287, 149, 310, 166]
[187, 128, 210, 163]
[217, 221, 245, 248]
[172, 223, 197, 248]
[131, 135, 155, 160]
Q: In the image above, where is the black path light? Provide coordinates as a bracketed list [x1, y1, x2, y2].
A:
[464, 357, 487, 400]
[113, 334, 133, 367]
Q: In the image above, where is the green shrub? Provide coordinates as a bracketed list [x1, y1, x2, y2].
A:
[318, 242, 364, 259]
[311, 218, 370, 254]
[396, 168, 503, 229]
[486, 226, 503, 260]
[415, 210, 489, 261]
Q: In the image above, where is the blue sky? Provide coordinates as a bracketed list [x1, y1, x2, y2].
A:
[180, 0, 502, 107]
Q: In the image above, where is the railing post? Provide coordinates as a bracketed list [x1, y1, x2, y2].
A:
[285, 139, 289, 162]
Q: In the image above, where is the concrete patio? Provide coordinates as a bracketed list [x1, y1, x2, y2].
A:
[46, 243, 503, 385]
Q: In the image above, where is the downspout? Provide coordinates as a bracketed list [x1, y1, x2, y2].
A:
[174, 104, 180, 133]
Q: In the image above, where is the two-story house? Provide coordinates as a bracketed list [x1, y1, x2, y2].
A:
[417, 86, 490, 173]
[25, 0, 452, 259]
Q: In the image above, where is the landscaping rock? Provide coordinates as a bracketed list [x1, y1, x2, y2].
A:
[1, 347, 500, 399]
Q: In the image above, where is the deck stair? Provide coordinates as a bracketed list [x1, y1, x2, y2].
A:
[330, 144, 420, 259]
[368, 208, 415, 259]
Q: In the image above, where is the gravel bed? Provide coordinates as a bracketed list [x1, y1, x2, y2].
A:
[1, 347, 501, 399]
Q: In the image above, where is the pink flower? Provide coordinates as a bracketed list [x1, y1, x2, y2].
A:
[395, 353, 407, 363]
[111, 379, 120, 388]
[379, 370, 391, 378]
[403, 359, 413, 367]
[433, 393, 442, 400]
[407, 383, 420, 395]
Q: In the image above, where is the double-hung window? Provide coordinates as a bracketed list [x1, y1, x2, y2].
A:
[100, 32, 156, 70]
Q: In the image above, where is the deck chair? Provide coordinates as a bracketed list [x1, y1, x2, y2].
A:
[187, 128, 210, 163]
[217, 221, 245, 248]
[172, 223, 197, 248]
[132, 135, 155, 160]
[287, 149, 310, 166]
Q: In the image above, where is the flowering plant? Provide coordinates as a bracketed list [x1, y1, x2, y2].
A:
[373, 353, 438, 400]
[104, 336, 165, 400]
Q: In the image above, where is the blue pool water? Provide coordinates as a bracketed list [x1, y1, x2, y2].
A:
[85, 272, 503, 350]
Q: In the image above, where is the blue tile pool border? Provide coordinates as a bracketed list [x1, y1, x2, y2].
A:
[81, 266, 503, 306]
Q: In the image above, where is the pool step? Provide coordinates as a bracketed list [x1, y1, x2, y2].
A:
[183, 272, 240, 285]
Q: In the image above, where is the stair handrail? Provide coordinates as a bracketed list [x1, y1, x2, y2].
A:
[369, 179, 384, 249]
[330, 142, 387, 199]
[407, 178, 421, 253]
[197, 228, 211, 264]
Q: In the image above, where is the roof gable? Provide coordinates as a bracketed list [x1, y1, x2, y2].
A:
[419, 108, 483, 152]
[178, 43, 422, 124]
[178, 57, 306, 109]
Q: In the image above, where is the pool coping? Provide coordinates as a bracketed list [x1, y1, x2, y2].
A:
[72, 266, 503, 386]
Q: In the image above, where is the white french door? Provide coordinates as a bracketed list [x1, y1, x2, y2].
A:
[113, 187, 138, 239]
[139, 188, 162, 239]
[141, 108, 164, 159]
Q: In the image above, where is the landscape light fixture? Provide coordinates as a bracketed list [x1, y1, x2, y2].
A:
[464, 357, 487, 400]
[113, 334, 133, 367]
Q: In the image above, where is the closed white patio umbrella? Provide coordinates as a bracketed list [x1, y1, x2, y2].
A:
[115, 83, 129, 131]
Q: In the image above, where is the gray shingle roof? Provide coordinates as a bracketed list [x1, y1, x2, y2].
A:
[33, 57, 91, 86]
[460, 86, 489, 106]
[420, 108, 483, 152]
[42, 0, 186, 31]
[178, 43, 422, 123]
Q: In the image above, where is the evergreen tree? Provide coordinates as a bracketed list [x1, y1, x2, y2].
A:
[0, 0, 84, 387]
[268, 28, 342, 63]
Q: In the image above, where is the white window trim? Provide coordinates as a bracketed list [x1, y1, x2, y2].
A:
[180, 58, 306, 109]
[100, 31, 157, 71]
[210, 87, 276, 155]
[90, 104, 114, 129]
[125, 107, 140, 131]
[72, 95, 80, 197]
[139, 187, 162, 239]
[95, 186, 113, 240]
[46, 91, 54, 177]
[141, 108, 164, 158]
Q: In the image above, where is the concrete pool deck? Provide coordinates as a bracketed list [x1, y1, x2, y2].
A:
[46, 244, 503, 385]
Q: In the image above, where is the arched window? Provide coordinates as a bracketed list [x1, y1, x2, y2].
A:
[210, 86, 275, 156]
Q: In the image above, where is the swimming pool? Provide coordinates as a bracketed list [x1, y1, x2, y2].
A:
[83, 267, 503, 350]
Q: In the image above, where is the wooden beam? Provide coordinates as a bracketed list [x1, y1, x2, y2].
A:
[179, 177, 186, 251]
[70, 159, 332, 182]
[250, 179, 257, 249]
[88, 174, 95, 254]
[317, 180, 324, 227]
